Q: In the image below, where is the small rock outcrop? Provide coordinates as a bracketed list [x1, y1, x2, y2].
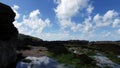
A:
[0, 2, 18, 68]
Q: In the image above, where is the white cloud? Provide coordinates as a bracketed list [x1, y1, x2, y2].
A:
[54, 0, 89, 19]
[117, 29, 120, 34]
[12, 5, 20, 19]
[29, 9, 40, 18]
[12, 2, 120, 41]
[13, 5, 19, 10]
[69, 9, 120, 40]
[93, 14, 101, 25]
[86, 5, 94, 14]
[102, 31, 111, 37]
[93, 10, 119, 27]
[13, 6, 51, 37]
[23, 11, 50, 30]
[103, 10, 118, 21]
[54, 0, 92, 32]
[112, 19, 120, 28]
[71, 23, 83, 32]
[54, 0, 95, 38]
[82, 16, 93, 33]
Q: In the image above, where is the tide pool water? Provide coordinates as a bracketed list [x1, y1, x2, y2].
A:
[16, 56, 73, 68]
[16, 56, 57, 68]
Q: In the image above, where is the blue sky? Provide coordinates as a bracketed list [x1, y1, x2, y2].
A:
[0, 0, 120, 41]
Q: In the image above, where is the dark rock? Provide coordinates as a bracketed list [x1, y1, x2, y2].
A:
[74, 54, 95, 64]
[79, 54, 94, 64]
[46, 43, 69, 55]
[0, 2, 18, 68]
[0, 2, 18, 41]
[0, 41, 17, 68]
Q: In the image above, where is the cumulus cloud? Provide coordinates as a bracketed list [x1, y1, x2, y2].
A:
[13, 5, 51, 37]
[86, 4, 94, 14]
[12, 5, 20, 19]
[29, 9, 40, 18]
[117, 29, 120, 34]
[60, 9, 120, 40]
[12, 5, 74, 41]
[54, 0, 93, 33]
[23, 10, 50, 30]
[59, 19, 73, 29]
[93, 10, 119, 27]
[13, 5, 19, 10]
[54, 0, 96, 39]
[82, 16, 94, 33]
[12, 1, 120, 41]
[54, 0, 89, 19]
[112, 19, 120, 28]
[103, 10, 118, 20]
[71, 23, 83, 32]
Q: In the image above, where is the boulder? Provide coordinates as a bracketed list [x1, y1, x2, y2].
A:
[0, 2, 18, 68]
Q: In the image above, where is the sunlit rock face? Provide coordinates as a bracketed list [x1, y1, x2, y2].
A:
[0, 2, 18, 68]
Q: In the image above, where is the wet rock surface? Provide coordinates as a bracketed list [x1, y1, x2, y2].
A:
[93, 53, 120, 68]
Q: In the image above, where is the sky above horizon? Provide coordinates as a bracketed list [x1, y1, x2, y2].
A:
[0, 0, 120, 41]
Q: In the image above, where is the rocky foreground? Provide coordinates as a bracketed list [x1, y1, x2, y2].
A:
[15, 41, 120, 68]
